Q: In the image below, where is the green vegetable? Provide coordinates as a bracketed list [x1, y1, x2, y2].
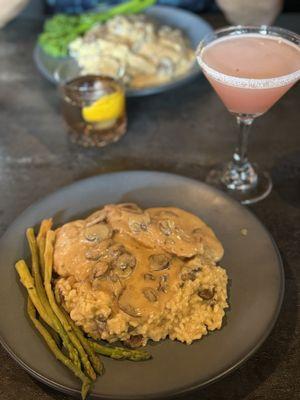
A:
[62, 309, 105, 376]
[15, 258, 82, 369]
[16, 219, 152, 400]
[44, 230, 97, 381]
[39, 0, 156, 57]
[32, 223, 82, 369]
[36, 218, 53, 279]
[89, 340, 152, 361]
[15, 260, 54, 329]
[27, 297, 92, 400]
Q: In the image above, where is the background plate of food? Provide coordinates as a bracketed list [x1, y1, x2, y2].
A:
[33, 4, 213, 96]
[0, 171, 283, 399]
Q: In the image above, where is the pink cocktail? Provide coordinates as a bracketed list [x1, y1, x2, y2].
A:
[197, 27, 300, 204]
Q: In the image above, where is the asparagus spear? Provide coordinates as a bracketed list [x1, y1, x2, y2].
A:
[32, 224, 81, 369]
[16, 258, 80, 368]
[36, 218, 53, 279]
[62, 309, 104, 376]
[25, 228, 61, 347]
[89, 340, 151, 361]
[27, 227, 53, 312]
[39, 318, 62, 348]
[27, 297, 92, 400]
[44, 230, 97, 381]
[15, 260, 54, 329]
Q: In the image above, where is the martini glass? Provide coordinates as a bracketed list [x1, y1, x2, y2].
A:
[196, 26, 300, 204]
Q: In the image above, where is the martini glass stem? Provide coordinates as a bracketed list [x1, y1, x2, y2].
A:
[221, 115, 258, 191]
[233, 115, 253, 167]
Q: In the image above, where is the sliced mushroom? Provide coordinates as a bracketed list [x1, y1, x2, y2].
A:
[144, 273, 156, 281]
[112, 279, 125, 298]
[158, 274, 168, 293]
[128, 212, 151, 233]
[91, 261, 109, 279]
[185, 263, 202, 274]
[119, 253, 136, 269]
[118, 286, 141, 317]
[106, 244, 126, 259]
[85, 248, 102, 261]
[113, 280, 125, 298]
[119, 303, 142, 318]
[129, 221, 148, 233]
[95, 314, 108, 331]
[114, 252, 136, 278]
[158, 219, 175, 236]
[181, 271, 196, 282]
[84, 223, 112, 243]
[142, 287, 158, 303]
[149, 254, 170, 271]
[198, 288, 215, 300]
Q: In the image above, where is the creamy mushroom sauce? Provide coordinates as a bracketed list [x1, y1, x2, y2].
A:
[54, 204, 228, 346]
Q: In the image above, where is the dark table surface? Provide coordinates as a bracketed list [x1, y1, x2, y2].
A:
[0, 12, 299, 400]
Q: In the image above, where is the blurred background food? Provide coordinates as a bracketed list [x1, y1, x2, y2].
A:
[69, 14, 194, 88]
[38, 0, 156, 57]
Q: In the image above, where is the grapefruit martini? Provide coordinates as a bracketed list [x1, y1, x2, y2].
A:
[197, 26, 300, 204]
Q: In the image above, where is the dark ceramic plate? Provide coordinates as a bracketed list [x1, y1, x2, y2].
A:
[33, 5, 213, 96]
[0, 171, 284, 399]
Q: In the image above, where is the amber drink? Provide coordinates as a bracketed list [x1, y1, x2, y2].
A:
[60, 75, 126, 147]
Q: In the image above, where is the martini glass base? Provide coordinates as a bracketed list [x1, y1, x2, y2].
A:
[206, 163, 272, 205]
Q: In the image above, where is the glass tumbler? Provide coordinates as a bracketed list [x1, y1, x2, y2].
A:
[54, 59, 127, 148]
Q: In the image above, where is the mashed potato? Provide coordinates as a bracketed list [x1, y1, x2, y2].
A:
[54, 204, 228, 347]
